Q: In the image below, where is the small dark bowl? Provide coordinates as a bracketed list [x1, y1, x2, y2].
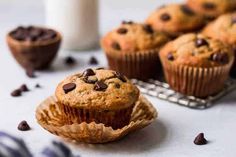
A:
[6, 26, 62, 70]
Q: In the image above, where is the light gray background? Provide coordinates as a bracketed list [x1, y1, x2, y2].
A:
[0, 0, 236, 157]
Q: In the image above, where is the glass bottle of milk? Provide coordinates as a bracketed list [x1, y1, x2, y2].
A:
[45, 0, 99, 50]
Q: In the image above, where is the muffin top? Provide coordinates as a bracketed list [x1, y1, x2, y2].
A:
[187, 0, 236, 18]
[160, 33, 234, 67]
[101, 22, 170, 53]
[202, 13, 236, 46]
[55, 68, 140, 110]
[145, 4, 205, 37]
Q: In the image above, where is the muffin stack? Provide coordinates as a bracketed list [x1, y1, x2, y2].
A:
[101, 0, 236, 98]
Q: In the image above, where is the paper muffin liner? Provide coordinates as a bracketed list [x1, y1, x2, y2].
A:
[162, 59, 233, 98]
[105, 49, 161, 80]
[36, 95, 157, 144]
[58, 102, 134, 130]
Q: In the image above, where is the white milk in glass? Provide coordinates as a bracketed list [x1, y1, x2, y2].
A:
[45, 0, 99, 50]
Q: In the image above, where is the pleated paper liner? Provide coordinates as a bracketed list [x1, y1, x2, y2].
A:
[105, 49, 161, 80]
[36, 95, 157, 144]
[162, 59, 233, 98]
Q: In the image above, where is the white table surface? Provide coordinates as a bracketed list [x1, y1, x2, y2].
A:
[0, 0, 236, 157]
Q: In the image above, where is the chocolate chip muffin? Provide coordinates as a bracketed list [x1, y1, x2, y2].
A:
[159, 33, 234, 97]
[187, 0, 236, 19]
[6, 26, 61, 70]
[55, 68, 140, 129]
[101, 22, 170, 80]
[145, 4, 205, 37]
[202, 13, 236, 76]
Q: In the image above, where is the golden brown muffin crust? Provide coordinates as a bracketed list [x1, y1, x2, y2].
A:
[101, 22, 170, 53]
[55, 69, 140, 110]
[202, 13, 236, 46]
[187, 0, 236, 18]
[160, 33, 234, 67]
[145, 4, 205, 37]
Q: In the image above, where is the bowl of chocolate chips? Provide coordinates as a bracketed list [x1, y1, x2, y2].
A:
[6, 26, 62, 70]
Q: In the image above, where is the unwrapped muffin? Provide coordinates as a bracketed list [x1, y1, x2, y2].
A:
[55, 68, 140, 129]
[146, 4, 205, 37]
[101, 22, 170, 80]
[159, 33, 234, 97]
[202, 12, 236, 76]
[187, 0, 236, 19]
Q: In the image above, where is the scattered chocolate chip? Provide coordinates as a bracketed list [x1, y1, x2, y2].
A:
[20, 84, 29, 92]
[35, 83, 41, 88]
[18, 120, 31, 131]
[143, 24, 154, 34]
[83, 69, 95, 77]
[111, 42, 121, 50]
[115, 72, 127, 82]
[11, 89, 21, 97]
[160, 13, 171, 21]
[26, 68, 36, 78]
[194, 133, 208, 145]
[195, 38, 209, 47]
[210, 53, 229, 64]
[94, 81, 108, 91]
[202, 2, 216, 10]
[89, 56, 98, 65]
[122, 21, 133, 25]
[181, 5, 195, 15]
[167, 52, 174, 61]
[117, 28, 128, 34]
[84, 76, 98, 84]
[63, 83, 76, 94]
[65, 56, 76, 65]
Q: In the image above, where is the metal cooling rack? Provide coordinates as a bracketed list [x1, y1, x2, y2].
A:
[131, 79, 236, 109]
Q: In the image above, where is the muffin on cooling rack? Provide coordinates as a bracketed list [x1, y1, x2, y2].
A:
[101, 22, 170, 80]
[202, 12, 236, 77]
[55, 68, 140, 129]
[146, 4, 205, 37]
[159, 33, 234, 97]
[187, 0, 236, 19]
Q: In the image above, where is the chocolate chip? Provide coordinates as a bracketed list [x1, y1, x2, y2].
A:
[20, 84, 29, 92]
[210, 53, 229, 64]
[122, 21, 133, 25]
[167, 52, 174, 61]
[83, 69, 95, 77]
[94, 81, 108, 91]
[35, 83, 41, 88]
[11, 89, 21, 97]
[84, 76, 98, 84]
[143, 24, 154, 34]
[26, 68, 36, 78]
[194, 133, 208, 145]
[232, 17, 236, 24]
[115, 83, 121, 88]
[115, 72, 127, 82]
[117, 28, 128, 34]
[18, 120, 31, 131]
[202, 2, 216, 10]
[65, 56, 76, 65]
[26, 35, 37, 42]
[181, 5, 195, 16]
[160, 13, 171, 21]
[195, 38, 209, 47]
[63, 83, 76, 94]
[30, 28, 44, 37]
[111, 42, 121, 50]
[89, 56, 98, 65]
[96, 67, 105, 70]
